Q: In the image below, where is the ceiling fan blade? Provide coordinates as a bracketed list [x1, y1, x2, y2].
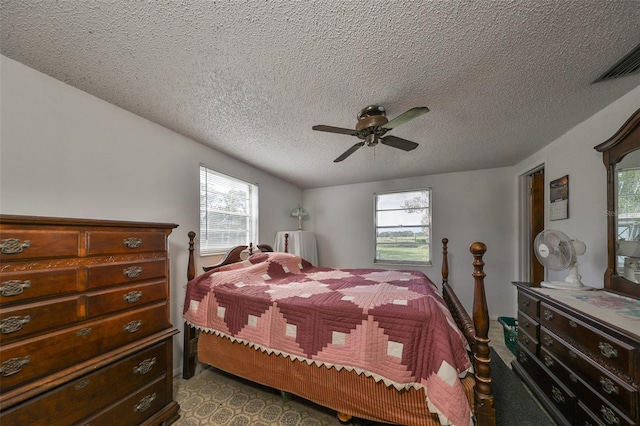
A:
[380, 135, 419, 151]
[313, 125, 358, 136]
[334, 142, 365, 162]
[381, 107, 429, 130]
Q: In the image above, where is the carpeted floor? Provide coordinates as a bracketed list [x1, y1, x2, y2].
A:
[173, 320, 553, 425]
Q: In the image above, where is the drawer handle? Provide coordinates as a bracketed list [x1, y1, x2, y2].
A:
[0, 238, 30, 254]
[74, 379, 91, 390]
[542, 335, 554, 346]
[600, 406, 620, 425]
[520, 334, 530, 345]
[543, 310, 554, 321]
[123, 266, 143, 278]
[543, 355, 554, 367]
[0, 279, 31, 297]
[569, 373, 578, 383]
[569, 320, 577, 328]
[123, 320, 142, 333]
[133, 357, 157, 375]
[599, 342, 618, 359]
[518, 351, 528, 363]
[0, 356, 29, 377]
[522, 300, 530, 307]
[568, 350, 577, 358]
[123, 290, 143, 303]
[76, 328, 92, 337]
[520, 318, 530, 328]
[551, 386, 565, 404]
[0, 315, 30, 334]
[134, 393, 156, 413]
[600, 377, 619, 395]
[123, 237, 142, 249]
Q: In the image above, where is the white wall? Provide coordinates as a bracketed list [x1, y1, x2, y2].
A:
[0, 55, 303, 374]
[514, 86, 640, 288]
[303, 167, 516, 319]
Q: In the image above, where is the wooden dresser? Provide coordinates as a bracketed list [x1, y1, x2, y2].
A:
[512, 282, 639, 426]
[0, 215, 180, 425]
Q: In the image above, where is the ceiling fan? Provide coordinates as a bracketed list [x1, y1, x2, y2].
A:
[312, 105, 429, 162]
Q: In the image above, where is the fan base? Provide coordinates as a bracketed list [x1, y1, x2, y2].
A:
[541, 281, 590, 290]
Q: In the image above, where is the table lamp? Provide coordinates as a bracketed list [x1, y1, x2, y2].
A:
[290, 206, 308, 230]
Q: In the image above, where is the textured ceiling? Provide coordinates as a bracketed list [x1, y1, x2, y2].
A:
[2, 1, 640, 189]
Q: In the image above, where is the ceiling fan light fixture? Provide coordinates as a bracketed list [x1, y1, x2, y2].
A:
[365, 134, 379, 146]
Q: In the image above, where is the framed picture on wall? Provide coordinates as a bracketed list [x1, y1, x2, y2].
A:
[550, 175, 569, 221]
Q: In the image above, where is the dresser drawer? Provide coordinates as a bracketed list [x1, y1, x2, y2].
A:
[0, 302, 169, 392]
[87, 231, 166, 255]
[80, 375, 169, 426]
[0, 268, 80, 305]
[577, 402, 607, 426]
[517, 310, 539, 338]
[518, 291, 539, 318]
[86, 280, 167, 318]
[517, 343, 577, 421]
[539, 303, 636, 377]
[540, 329, 637, 419]
[0, 296, 81, 342]
[0, 341, 168, 426]
[0, 230, 80, 261]
[87, 259, 166, 289]
[518, 327, 538, 356]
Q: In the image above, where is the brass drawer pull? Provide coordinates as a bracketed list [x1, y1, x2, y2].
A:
[0, 279, 31, 297]
[76, 328, 92, 337]
[0, 238, 30, 254]
[543, 310, 554, 321]
[569, 373, 578, 383]
[522, 300, 530, 308]
[74, 379, 91, 390]
[0, 315, 30, 334]
[123, 320, 142, 333]
[599, 342, 618, 359]
[518, 351, 528, 363]
[569, 320, 577, 328]
[600, 405, 620, 425]
[133, 357, 157, 375]
[123, 290, 143, 303]
[551, 386, 565, 404]
[0, 356, 29, 377]
[543, 355, 554, 367]
[134, 393, 156, 413]
[123, 237, 142, 249]
[123, 266, 143, 278]
[520, 318, 530, 328]
[543, 335, 554, 346]
[568, 350, 577, 358]
[600, 377, 619, 395]
[520, 334, 530, 345]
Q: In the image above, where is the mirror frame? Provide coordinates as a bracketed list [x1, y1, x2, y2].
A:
[594, 107, 640, 299]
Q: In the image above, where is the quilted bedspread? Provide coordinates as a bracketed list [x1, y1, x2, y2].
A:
[183, 252, 473, 426]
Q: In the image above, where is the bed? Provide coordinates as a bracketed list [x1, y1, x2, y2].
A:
[182, 232, 496, 426]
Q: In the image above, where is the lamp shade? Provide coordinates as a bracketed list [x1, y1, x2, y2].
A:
[290, 206, 308, 230]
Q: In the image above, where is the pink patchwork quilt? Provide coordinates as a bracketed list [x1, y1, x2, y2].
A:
[183, 252, 473, 426]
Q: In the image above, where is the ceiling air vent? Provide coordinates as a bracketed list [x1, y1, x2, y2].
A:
[593, 42, 640, 83]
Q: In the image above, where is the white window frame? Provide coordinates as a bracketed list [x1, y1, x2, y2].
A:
[374, 188, 432, 266]
[199, 164, 259, 255]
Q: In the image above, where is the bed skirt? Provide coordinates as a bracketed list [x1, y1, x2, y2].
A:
[198, 332, 476, 426]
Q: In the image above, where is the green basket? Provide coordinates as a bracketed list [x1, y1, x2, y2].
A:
[498, 316, 518, 356]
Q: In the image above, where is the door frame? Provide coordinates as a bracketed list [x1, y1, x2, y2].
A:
[519, 164, 545, 282]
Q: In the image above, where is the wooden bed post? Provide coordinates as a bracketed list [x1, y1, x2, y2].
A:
[470, 242, 496, 426]
[183, 231, 198, 379]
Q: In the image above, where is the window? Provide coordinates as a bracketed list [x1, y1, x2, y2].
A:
[374, 188, 431, 265]
[200, 165, 258, 255]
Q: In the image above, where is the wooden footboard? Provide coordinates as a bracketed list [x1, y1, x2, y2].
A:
[182, 234, 495, 426]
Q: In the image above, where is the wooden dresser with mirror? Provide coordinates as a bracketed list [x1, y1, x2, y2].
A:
[513, 108, 640, 426]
